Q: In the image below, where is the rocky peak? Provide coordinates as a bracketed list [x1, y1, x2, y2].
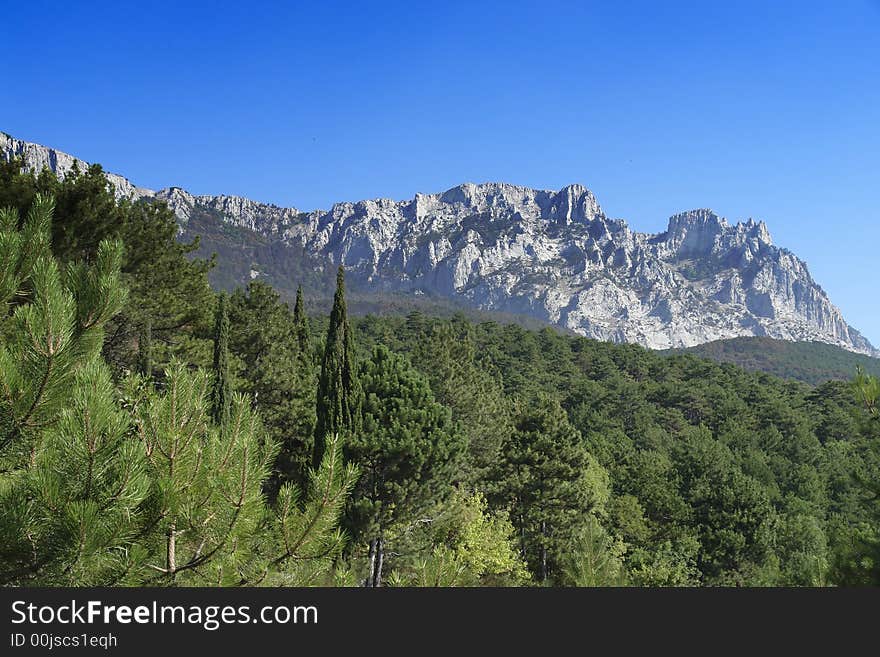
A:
[2, 131, 876, 357]
[662, 209, 775, 261]
[546, 184, 604, 225]
[0, 132, 153, 201]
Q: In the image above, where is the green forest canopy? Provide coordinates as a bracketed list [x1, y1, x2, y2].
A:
[1, 159, 879, 587]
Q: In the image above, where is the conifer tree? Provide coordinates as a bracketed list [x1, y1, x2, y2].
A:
[264, 431, 358, 585]
[293, 284, 311, 357]
[128, 361, 358, 585]
[850, 367, 880, 584]
[413, 322, 511, 488]
[0, 195, 146, 585]
[314, 266, 362, 466]
[131, 362, 273, 583]
[209, 292, 232, 425]
[0, 158, 215, 375]
[347, 345, 465, 586]
[228, 282, 316, 492]
[0, 195, 126, 469]
[560, 515, 628, 586]
[491, 394, 610, 583]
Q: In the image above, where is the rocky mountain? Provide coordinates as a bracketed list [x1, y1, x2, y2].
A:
[3, 131, 876, 356]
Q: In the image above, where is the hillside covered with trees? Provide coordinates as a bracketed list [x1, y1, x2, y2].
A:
[665, 337, 880, 386]
[1, 159, 878, 587]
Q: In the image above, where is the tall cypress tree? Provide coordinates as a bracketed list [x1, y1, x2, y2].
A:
[314, 267, 362, 466]
[209, 293, 232, 425]
[293, 285, 311, 358]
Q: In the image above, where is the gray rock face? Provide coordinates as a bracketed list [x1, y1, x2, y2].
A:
[3, 131, 876, 356]
[0, 132, 153, 201]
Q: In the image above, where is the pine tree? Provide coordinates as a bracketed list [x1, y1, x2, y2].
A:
[293, 284, 311, 358]
[0, 194, 126, 470]
[849, 367, 880, 584]
[265, 431, 359, 585]
[347, 345, 465, 586]
[491, 394, 610, 583]
[412, 322, 511, 488]
[313, 266, 362, 466]
[560, 515, 628, 586]
[131, 361, 272, 583]
[209, 292, 232, 425]
[0, 195, 146, 585]
[0, 158, 215, 376]
[0, 194, 358, 587]
[228, 282, 316, 493]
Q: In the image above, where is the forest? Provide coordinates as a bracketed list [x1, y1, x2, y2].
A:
[1, 159, 878, 587]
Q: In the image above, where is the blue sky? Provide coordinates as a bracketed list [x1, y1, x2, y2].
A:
[4, 1, 879, 343]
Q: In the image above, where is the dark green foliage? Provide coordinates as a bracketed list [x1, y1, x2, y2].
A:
[127, 361, 357, 585]
[354, 314, 880, 586]
[0, 197, 142, 584]
[667, 336, 880, 385]
[491, 394, 609, 583]
[228, 281, 316, 491]
[293, 284, 311, 357]
[137, 318, 152, 379]
[314, 267, 362, 466]
[840, 367, 880, 585]
[209, 293, 232, 425]
[0, 158, 216, 375]
[346, 345, 466, 586]
[0, 195, 127, 469]
[408, 319, 512, 488]
[0, 196, 357, 585]
[4, 159, 880, 587]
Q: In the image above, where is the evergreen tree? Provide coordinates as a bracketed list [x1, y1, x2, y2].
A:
[264, 431, 358, 585]
[560, 516, 628, 586]
[131, 362, 272, 583]
[314, 266, 361, 466]
[293, 284, 311, 357]
[347, 345, 466, 586]
[492, 394, 610, 583]
[412, 322, 511, 488]
[848, 367, 880, 584]
[0, 195, 146, 585]
[128, 361, 358, 585]
[209, 292, 232, 425]
[228, 282, 316, 492]
[0, 195, 126, 469]
[0, 158, 215, 375]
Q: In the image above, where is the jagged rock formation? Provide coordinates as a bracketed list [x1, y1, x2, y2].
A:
[3, 131, 876, 356]
[0, 132, 152, 201]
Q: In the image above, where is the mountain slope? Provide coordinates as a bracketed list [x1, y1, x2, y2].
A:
[664, 337, 880, 385]
[3, 131, 876, 356]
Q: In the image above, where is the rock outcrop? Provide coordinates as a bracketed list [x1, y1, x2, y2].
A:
[3, 131, 875, 356]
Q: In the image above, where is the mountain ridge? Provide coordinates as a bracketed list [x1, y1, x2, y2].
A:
[2, 130, 876, 357]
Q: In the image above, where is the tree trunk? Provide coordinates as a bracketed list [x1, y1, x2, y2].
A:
[365, 538, 376, 587]
[167, 522, 177, 581]
[373, 537, 384, 588]
[540, 521, 548, 584]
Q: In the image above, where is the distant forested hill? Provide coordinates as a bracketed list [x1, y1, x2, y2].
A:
[663, 337, 880, 385]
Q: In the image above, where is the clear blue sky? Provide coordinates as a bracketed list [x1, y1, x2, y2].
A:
[4, 1, 879, 343]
